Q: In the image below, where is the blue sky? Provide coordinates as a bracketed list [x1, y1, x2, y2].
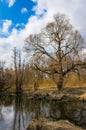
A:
[0, 0, 86, 66]
[0, 0, 36, 24]
[0, 0, 36, 36]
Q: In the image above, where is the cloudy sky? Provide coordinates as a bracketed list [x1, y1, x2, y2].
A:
[0, 0, 86, 66]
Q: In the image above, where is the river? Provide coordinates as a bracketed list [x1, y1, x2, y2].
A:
[0, 94, 86, 130]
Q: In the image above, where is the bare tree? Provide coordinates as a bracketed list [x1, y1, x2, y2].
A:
[33, 65, 43, 91]
[13, 47, 25, 93]
[0, 61, 6, 92]
[0, 61, 13, 93]
[24, 13, 86, 90]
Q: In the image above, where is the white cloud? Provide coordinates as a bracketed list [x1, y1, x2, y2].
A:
[1, 106, 14, 122]
[21, 8, 28, 14]
[81, 48, 86, 57]
[0, 15, 48, 66]
[32, 0, 37, 2]
[32, 0, 47, 15]
[1, 20, 12, 34]
[32, 0, 86, 36]
[16, 23, 25, 27]
[7, 0, 16, 7]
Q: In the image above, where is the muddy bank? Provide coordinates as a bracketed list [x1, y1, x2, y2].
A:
[31, 92, 77, 101]
[27, 118, 83, 130]
[1, 87, 86, 101]
[27, 87, 86, 101]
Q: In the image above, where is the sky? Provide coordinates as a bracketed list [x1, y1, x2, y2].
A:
[0, 0, 86, 66]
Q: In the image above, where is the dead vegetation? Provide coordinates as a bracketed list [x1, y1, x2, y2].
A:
[27, 118, 83, 130]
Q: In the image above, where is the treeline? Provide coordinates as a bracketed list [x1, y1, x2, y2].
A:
[0, 13, 86, 93]
[0, 60, 86, 92]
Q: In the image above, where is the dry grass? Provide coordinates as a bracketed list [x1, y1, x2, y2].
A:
[22, 74, 86, 100]
[27, 118, 83, 130]
[23, 73, 86, 91]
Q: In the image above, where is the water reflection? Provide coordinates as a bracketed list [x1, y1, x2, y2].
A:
[0, 95, 86, 130]
[13, 95, 25, 130]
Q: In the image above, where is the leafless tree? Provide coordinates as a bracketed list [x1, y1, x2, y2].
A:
[0, 61, 6, 92]
[13, 47, 25, 93]
[24, 13, 86, 90]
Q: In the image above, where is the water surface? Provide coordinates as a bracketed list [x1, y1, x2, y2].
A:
[0, 94, 86, 130]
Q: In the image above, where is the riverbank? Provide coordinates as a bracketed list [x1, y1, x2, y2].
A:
[27, 118, 84, 130]
[1, 86, 86, 101]
[26, 86, 86, 101]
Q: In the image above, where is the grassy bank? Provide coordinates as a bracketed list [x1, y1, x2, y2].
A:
[27, 118, 84, 130]
[24, 86, 86, 101]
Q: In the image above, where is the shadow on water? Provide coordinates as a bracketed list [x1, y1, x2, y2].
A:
[0, 93, 86, 130]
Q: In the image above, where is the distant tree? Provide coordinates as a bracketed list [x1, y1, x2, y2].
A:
[13, 47, 25, 93]
[0, 61, 6, 92]
[5, 68, 15, 88]
[0, 61, 13, 93]
[24, 63, 43, 91]
[24, 13, 86, 90]
[32, 65, 43, 91]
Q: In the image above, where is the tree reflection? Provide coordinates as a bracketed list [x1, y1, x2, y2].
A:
[25, 100, 41, 120]
[12, 94, 25, 130]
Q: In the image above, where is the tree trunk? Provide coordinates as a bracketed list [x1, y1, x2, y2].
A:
[57, 75, 63, 91]
[57, 40, 63, 91]
[16, 85, 22, 94]
[34, 82, 39, 91]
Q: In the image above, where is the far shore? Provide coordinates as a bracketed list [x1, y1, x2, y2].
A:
[2, 86, 86, 101]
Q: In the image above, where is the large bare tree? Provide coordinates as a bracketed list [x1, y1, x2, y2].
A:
[24, 13, 86, 90]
